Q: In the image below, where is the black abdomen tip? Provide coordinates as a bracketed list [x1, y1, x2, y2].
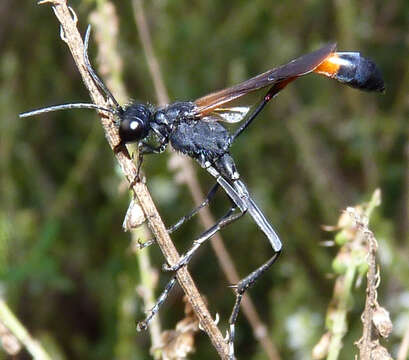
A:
[337, 53, 385, 92]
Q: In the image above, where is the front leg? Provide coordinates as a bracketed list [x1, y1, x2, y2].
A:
[138, 141, 167, 155]
[131, 141, 167, 185]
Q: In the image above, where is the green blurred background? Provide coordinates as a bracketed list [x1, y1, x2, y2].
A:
[0, 0, 408, 359]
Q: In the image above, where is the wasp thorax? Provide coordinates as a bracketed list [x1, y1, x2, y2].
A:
[119, 103, 152, 143]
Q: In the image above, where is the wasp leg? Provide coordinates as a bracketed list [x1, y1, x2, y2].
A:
[231, 84, 282, 143]
[128, 142, 167, 187]
[227, 251, 281, 359]
[136, 182, 220, 250]
[168, 182, 220, 234]
[163, 203, 245, 272]
[136, 275, 177, 331]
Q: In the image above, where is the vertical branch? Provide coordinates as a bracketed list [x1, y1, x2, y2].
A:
[354, 205, 393, 359]
[38, 1, 229, 358]
[89, 2, 163, 354]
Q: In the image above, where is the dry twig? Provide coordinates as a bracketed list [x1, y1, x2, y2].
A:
[353, 204, 392, 359]
[313, 190, 392, 360]
[89, 3, 163, 355]
[38, 0, 229, 358]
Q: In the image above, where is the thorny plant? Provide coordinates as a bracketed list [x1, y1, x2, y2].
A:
[312, 189, 393, 360]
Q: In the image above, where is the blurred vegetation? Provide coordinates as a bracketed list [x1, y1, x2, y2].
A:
[0, 0, 408, 359]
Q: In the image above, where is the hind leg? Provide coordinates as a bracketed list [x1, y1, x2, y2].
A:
[227, 251, 281, 359]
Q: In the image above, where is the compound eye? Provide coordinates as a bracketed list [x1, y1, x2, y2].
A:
[119, 104, 151, 143]
[119, 118, 146, 143]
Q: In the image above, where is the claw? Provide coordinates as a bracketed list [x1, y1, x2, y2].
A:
[199, 312, 220, 331]
[214, 312, 220, 325]
[137, 238, 155, 249]
[59, 24, 67, 43]
[67, 6, 78, 23]
[136, 321, 148, 332]
[224, 330, 230, 342]
[162, 257, 188, 272]
[162, 262, 180, 272]
[162, 263, 171, 271]
[129, 173, 141, 189]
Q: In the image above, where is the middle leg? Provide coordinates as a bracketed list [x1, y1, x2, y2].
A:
[167, 182, 220, 234]
[137, 182, 221, 249]
[163, 203, 245, 272]
[137, 201, 245, 330]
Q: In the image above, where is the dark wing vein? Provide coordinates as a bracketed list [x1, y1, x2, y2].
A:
[194, 43, 336, 115]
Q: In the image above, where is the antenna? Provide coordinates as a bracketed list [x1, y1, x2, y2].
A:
[19, 25, 121, 119]
[19, 103, 114, 118]
[83, 25, 121, 110]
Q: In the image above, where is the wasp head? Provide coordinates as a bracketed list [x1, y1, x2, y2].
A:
[119, 103, 152, 143]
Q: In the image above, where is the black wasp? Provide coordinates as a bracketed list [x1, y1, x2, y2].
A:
[20, 25, 384, 359]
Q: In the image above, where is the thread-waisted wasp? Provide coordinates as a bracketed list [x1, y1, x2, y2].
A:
[20, 25, 384, 358]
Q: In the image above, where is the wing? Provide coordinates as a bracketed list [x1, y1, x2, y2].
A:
[194, 42, 384, 118]
[194, 43, 337, 116]
[200, 106, 251, 124]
